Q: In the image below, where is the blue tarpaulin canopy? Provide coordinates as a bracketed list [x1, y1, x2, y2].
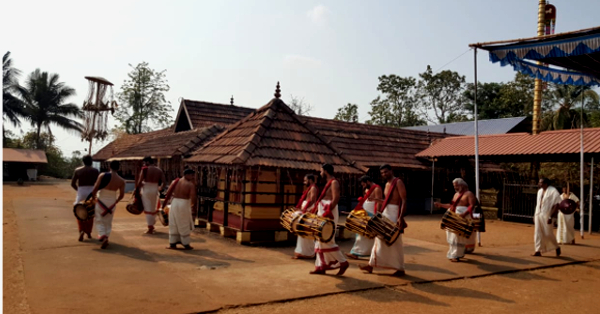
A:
[470, 26, 600, 86]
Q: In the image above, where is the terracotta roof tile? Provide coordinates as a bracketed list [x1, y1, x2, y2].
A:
[93, 127, 173, 161]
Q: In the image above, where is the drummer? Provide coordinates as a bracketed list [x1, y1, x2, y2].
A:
[359, 164, 407, 276]
[71, 155, 99, 242]
[292, 174, 318, 259]
[434, 178, 477, 262]
[346, 175, 382, 260]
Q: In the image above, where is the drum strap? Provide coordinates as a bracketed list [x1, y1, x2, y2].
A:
[450, 192, 466, 212]
[380, 178, 399, 214]
[354, 184, 380, 212]
[316, 179, 336, 204]
[296, 184, 316, 210]
[162, 178, 181, 209]
[316, 179, 336, 220]
[98, 172, 112, 190]
[98, 200, 116, 217]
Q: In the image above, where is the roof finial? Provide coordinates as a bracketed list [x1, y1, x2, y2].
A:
[274, 81, 281, 99]
[230, 95, 234, 106]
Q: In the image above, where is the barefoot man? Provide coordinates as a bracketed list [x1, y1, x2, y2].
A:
[533, 178, 562, 257]
[346, 175, 381, 260]
[292, 174, 318, 259]
[136, 156, 166, 234]
[435, 178, 477, 262]
[163, 168, 197, 250]
[310, 164, 349, 275]
[557, 186, 579, 245]
[360, 164, 407, 276]
[71, 155, 99, 241]
[91, 161, 125, 249]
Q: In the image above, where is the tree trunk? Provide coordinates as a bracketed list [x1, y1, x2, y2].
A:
[36, 124, 42, 150]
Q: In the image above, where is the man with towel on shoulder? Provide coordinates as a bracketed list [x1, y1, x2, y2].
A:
[162, 168, 197, 250]
[91, 161, 125, 249]
[71, 155, 99, 241]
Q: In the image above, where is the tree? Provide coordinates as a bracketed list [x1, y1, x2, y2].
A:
[17, 69, 82, 149]
[463, 82, 504, 120]
[366, 75, 425, 127]
[288, 95, 313, 116]
[3, 52, 26, 142]
[116, 62, 172, 134]
[334, 103, 359, 122]
[418, 65, 467, 124]
[541, 84, 600, 130]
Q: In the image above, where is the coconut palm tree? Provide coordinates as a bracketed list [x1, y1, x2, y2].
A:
[17, 69, 83, 149]
[3, 51, 26, 136]
[541, 84, 600, 131]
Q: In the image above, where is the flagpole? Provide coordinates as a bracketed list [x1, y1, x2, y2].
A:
[580, 95, 585, 238]
[474, 47, 481, 246]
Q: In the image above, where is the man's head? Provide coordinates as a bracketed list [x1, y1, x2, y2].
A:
[379, 164, 393, 181]
[82, 155, 93, 167]
[110, 160, 120, 171]
[184, 168, 195, 180]
[304, 174, 315, 187]
[562, 186, 568, 193]
[143, 156, 154, 166]
[360, 175, 373, 189]
[452, 178, 468, 192]
[321, 164, 334, 178]
[539, 178, 551, 189]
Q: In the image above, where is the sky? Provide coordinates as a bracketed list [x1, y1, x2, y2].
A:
[2, 0, 600, 156]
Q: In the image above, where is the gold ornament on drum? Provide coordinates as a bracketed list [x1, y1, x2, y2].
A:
[345, 209, 376, 239]
[440, 210, 474, 238]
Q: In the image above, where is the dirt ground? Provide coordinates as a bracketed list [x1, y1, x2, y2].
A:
[3, 180, 600, 314]
[218, 261, 600, 314]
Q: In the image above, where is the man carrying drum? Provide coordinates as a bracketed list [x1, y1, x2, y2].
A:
[310, 164, 349, 275]
[71, 155, 99, 242]
[434, 178, 477, 262]
[136, 156, 166, 235]
[359, 164, 407, 277]
[292, 174, 318, 259]
[163, 168, 197, 250]
[91, 161, 126, 249]
[346, 175, 381, 260]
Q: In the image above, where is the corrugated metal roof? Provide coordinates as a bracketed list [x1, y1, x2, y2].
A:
[403, 117, 528, 136]
[3, 149, 48, 163]
[416, 128, 600, 158]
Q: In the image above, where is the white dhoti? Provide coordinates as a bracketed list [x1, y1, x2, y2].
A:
[95, 189, 117, 240]
[556, 212, 575, 244]
[314, 200, 346, 271]
[75, 186, 94, 204]
[169, 198, 194, 246]
[141, 182, 159, 228]
[447, 206, 468, 259]
[465, 212, 479, 254]
[350, 200, 376, 257]
[534, 186, 561, 253]
[294, 201, 315, 257]
[368, 204, 404, 271]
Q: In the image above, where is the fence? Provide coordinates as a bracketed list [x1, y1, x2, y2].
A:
[502, 181, 538, 221]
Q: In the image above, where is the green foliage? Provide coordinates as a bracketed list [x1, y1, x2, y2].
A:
[366, 75, 425, 127]
[540, 85, 600, 131]
[418, 65, 467, 124]
[3, 51, 26, 128]
[334, 103, 359, 122]
[116, 62, 172, 134]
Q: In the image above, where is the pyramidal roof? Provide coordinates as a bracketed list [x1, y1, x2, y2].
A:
[186, 98, 366, 174]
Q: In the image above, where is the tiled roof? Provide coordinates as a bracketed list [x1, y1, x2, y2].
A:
[403, 117, 530, 136]
[93, 127, 173, 161]
[109, 125, 225, 160]
[3, 148, 48, 163]
[186, 99, 366, 174]
[183, 99, 255, 128]
[416, 128, 600, 158]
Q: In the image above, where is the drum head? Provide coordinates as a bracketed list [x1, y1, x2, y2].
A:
[126, 203, 143, 215]
[158, 207, 169, 226]
[385, 228, 401, 246]
[318, 220, 335, 243]
[559, 199, 577, 215]
[73, 204, 89, 221]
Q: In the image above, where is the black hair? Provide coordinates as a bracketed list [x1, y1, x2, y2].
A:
[143, 156, 154, 164]
[305, 174, 315, 182]
[540, 177, 551, 185]
[109, 160, 120, 171]
[359, 175, 372, 183]
[322, 164, 334, 175]
[184, 168, 195, 175]
[82, 155, 93, 166]
[379, 164, 392, 171]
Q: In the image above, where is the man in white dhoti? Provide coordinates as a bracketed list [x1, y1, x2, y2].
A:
[91, 161, 125, 249]
[71, 155, 99, 242]
[292, 174, 318, 259]
[163, 168, 197, 250]
[346, 175, 382, 260]
[435, 178, 477, 262]
[310, 164, 349, 276]
[359, 164, 407, 276]
[533, 178, 562, 256]
[136, 156, 166, 234]
[557, 187, 579, 245]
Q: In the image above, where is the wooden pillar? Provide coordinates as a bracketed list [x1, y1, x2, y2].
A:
[240, 168, 247, 232]
[223, 168, 230, 227]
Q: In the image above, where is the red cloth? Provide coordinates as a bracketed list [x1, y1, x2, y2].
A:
[354, 184, 380, 212]
[98, 200, 116, 217]
[162, 178, 181, 208]
[317, 179, 336, 220]
[77, 219, 93, 234]
[296, 184, 317, 212]
[381, 178, 407, 230]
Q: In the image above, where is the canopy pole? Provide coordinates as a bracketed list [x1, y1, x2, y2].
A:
[589, 157, 594, 234]
[474, 48, 481, 246]
[580, 95, 585, 238]
[430, 158, 435, 214]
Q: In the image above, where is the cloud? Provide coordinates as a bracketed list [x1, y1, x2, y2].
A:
[283, 55, 322, 68]
[307, 4, 329, 25]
